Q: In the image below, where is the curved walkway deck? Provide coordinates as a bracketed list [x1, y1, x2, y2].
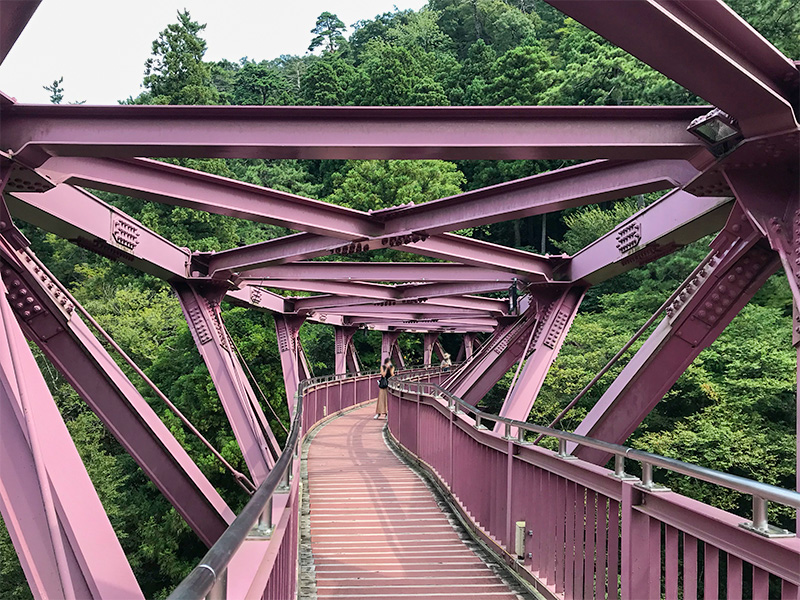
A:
[304, 403, 522, 600]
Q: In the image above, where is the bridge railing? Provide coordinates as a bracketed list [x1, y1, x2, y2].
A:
[388, 372, 800, 600]
[169, 364, 451, 600]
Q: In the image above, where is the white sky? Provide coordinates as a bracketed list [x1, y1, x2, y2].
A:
[0, 0, 426, 105]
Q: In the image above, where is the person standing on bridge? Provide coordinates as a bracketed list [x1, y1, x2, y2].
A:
[375, 358, 393, 419]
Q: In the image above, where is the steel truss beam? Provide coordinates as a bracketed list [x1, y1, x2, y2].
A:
[38, 157, 379, 239]
[573, 207, 780, 464]
[398, 233, 553, 278]
[423, 333, 438, 366]
[334, 326, 358, 375]
[7, 184, 291, 313]
[261, 280, 510, 309]
[174, 282, 279, 484]
[242, 262, 518, 283]
[0, 242, 234, 546]
[494, 287, 585, 427]
[204, 232, 552, 279]
[0, 278, 143, 600]
[0, 0, 40, 64]
[564, 191, 734, 284]
[8, 185, 191, 281]
[274, 315, 309, 411]
[444, 287, 583, 407]
[2, 104, 710, 167]
[381, 160, 699, 236]
[545, 0, 799, 137]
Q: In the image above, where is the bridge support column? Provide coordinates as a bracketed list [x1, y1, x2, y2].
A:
[725, 168, 800, 514]
[494, 287, 584, 432]
[0, 273, 143, 600]
[175, 282, 278, 483]
[381, 331, 401, 366]
[423, 332, 438, 367]
[447, 287, 582, 409]
[274, 314, 308, 410]
[0, 245, 234, 547]
[334, 325, 358, 375]
[573, 205, 779, 463]
[462, 332, 476, 360]
[345, 340, 360, 374]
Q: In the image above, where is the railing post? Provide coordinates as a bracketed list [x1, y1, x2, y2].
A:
[635, 462, 669, 492]
[557, 438, 577, 460]
[739, 495, 793, 537]
[612, 454, 639, 481]
[621, 483, 658, 600]
[249, 496, 273, 539]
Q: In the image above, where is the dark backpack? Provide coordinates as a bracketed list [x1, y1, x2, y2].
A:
[378, 376, 389, 389]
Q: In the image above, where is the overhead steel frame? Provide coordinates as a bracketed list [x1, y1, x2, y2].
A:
[0, 0, 798, 597]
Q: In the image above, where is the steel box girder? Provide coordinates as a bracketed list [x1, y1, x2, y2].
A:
[242, 262, 519, 283]
[544, 0, 799, 138]
[1, 104, 711, 167]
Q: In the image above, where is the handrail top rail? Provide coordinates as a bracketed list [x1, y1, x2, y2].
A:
[391, 371, 800, 511]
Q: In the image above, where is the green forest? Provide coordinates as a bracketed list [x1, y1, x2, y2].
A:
[3, 1, 798, 597]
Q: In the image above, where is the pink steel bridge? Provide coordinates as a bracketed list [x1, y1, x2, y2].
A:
[0, 0, 798, 598]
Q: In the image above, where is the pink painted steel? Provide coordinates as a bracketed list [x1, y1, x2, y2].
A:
[684, 533, 698, 600]
[573, 486, 585, 597]
[705, 543, 719, 600]
[384, 159, 699, 236]
[402, 233, 552, 277]
[274, 313, 307, 411]
[584, 489, 597, 600]
[752, 565, 769, 599]
[333, 326, 357, 375]
[243, 261, 520, 283]
[665, 525, 679, 600]
[423, 332, 437, 366]
[444, 302, 540, 405]
[495, 286, 584, 429]
[565, 481, 577, 599]
[387, 385, 800, 600]
[0, 280, 143, 599]
[608, 499, 620, 600]
[39, 156, 379, 239]
[175, 282, 278, 483]
[595, 495, 608, 600]
[381, 330, 400, 364]
[306, 404, 519, 600]
[783, 581, 800, 600]
[7, 260, 235, 545]
[544, 0, 798, 137]
[0, 0, 40, 64]
[574, 234, 780, 463]
[727, 554, 743, 600]
[205, 232, 339, 274]
[565, 190, 733, 285]
[1, 104, 710, 167]
[8, 185, 191, 280]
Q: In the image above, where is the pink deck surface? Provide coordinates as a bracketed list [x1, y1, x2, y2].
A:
[306, 405, 521, 599]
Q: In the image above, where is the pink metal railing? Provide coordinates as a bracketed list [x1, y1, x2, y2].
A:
[387, 374, 800, 600]
[170, 365, 449, 599]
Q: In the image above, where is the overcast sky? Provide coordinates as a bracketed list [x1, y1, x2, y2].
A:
[0, 1, 427, 105]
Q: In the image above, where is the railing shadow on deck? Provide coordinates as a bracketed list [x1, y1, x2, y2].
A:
[387, 371, 800, 600]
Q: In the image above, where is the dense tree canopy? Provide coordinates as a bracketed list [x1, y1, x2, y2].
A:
[8, 2, 797, 598]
